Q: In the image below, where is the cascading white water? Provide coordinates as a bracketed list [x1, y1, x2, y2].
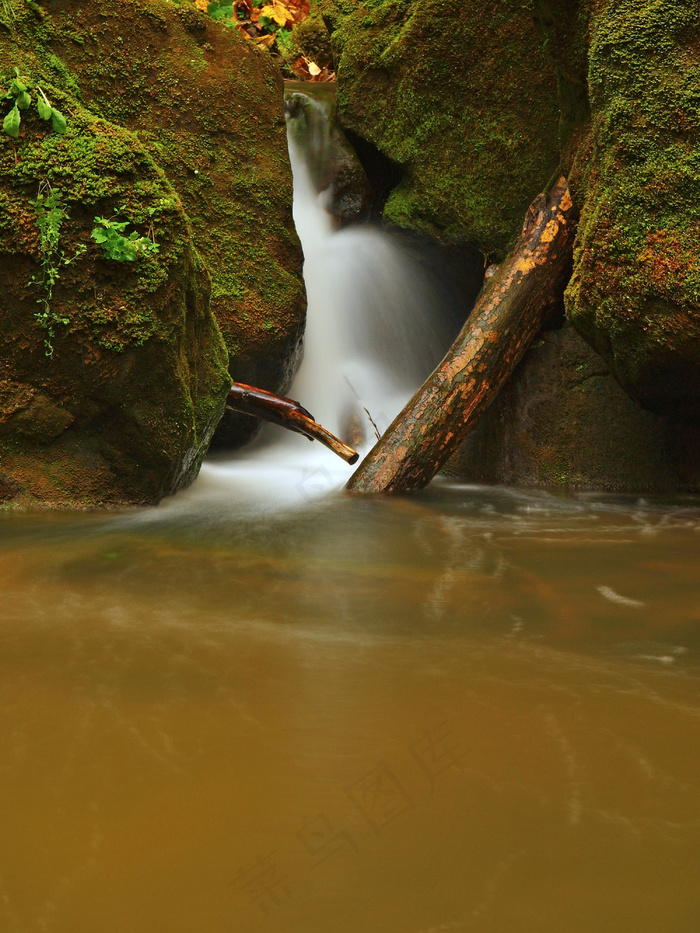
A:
[161, 95, 449, 514]
[287, 119, 447, 441]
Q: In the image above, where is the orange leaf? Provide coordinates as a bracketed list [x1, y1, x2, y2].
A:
[259, 1, 294, 25]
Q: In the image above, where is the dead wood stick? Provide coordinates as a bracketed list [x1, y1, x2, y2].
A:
[346, 176, 575, 494]
[226, 383, 359, 464]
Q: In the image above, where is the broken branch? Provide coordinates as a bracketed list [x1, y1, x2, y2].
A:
[226, 383, 359, 464]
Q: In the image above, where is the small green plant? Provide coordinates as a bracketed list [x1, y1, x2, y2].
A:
[91, 213, 159, 262]
[29, 186, 86, 356]
[2, 68, 67, 139]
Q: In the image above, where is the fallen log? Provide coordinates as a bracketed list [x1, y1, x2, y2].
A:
[226, 383, 359, 464]
[346, 176, 575, 494]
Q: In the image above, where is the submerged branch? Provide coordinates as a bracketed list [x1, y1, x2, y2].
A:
[226, 383, 359, 464]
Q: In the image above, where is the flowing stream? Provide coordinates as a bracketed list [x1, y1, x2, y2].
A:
[168, 92, 451, 516]
[0, 98, 699, 933]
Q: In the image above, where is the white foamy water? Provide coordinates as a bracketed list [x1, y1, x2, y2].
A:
[160, 97, 449, 516]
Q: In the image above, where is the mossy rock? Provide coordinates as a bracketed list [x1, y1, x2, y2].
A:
[0, 67, 230, 505]
[0, 0, 307, 506]
[318, 0, 561, 256]
[528, 0, 591, 176]
[30, 0, 305, 401]
[279, 6, 335, 72]
[564, 0, 700, 421]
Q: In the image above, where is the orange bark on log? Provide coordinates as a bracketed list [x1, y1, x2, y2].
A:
[346, 177, 575, 494]
[226, 383, 359, 464]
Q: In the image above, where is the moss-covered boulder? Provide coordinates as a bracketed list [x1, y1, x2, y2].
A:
[35, 0, 305, 399]
[564, 0, 700, 422]
[318, 0, 561, 256]
[279, 5, 335, 74]
[0, 0, 305, 505]
[0, 73, 230, 506]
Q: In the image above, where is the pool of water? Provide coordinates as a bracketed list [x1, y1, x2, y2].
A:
[1, 482, 699, 933]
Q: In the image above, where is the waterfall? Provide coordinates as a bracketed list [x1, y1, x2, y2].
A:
[286, 98, 448, 442]
[162, 92, 450, 514]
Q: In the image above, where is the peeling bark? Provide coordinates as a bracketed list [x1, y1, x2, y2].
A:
[346, 177, 575, 494]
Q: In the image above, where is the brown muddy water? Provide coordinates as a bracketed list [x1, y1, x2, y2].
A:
[1, 482, 699, 933]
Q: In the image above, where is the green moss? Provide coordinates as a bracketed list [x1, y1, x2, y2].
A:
[0, 6, 235, 505]
[564, 0, 700, 420]
[527, 0, 591, 173]
[320, 0, 561, 255]
[45, 53, 82, 97]
[0, 89, 194, 350]
[39, 0, 305, 393]
[279, 5, 334, 71]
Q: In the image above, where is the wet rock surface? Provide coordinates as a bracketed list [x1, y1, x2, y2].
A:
[0, 0, 305, 504]
[318, 0, 561, 255]
[447, 323, 700, 493]
[285, 89, 370, 226]
[564, 0, 700, 422]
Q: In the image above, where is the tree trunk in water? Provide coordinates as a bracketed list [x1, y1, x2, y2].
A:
[346, 176, 575, 494]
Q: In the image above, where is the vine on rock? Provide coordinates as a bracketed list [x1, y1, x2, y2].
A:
[29, 186, 86, 357]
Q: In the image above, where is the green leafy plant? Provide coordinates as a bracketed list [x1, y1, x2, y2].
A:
[29, 187, 86, 356]
[2, 68, 68, 139]
[208, 0, 235, 21]
[91, 213, 160, 262]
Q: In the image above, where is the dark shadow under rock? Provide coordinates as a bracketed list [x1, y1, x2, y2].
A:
[445, 323, 700, 493]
